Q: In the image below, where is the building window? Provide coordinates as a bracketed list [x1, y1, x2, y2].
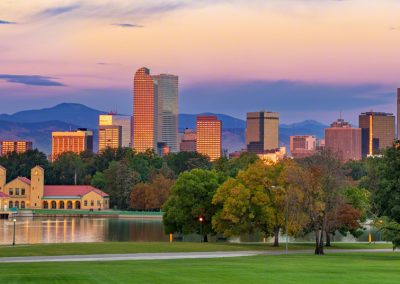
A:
[97, 200, 101, 206]
[15, 201, 19, 208]
[84, 200, 88, 206]
[9, 201, 13, 208]
[9, 189, 13, 195]
[91, 200, 94, 206]
[21, 188, 25, 195]
[21, 201, 25, 209]
[15, 188, 19, 195]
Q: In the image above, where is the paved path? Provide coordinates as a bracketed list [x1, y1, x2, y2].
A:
[0, 249, 395, 263]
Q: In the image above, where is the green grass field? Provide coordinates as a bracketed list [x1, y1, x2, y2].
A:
[0, 242, 392, 258]
[0, 253, 399, 283]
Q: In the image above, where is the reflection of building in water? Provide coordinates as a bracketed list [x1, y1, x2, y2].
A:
[0, 166, 109, 210]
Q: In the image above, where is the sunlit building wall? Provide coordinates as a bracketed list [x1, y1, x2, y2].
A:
[99, 114, 132, 148]
[0, 141, 32, 156]
[179, 128, 197, 152]
[196, 115, 222, 161]
[133, 67, 158, 152]
[290, 135, 317, 159]
[246, 111, 279, 154]
[51, 129, 93, 161]
[359, 112, 395, 156]
[98, 125, 122, 152]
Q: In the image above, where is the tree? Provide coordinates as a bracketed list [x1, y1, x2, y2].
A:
[103, 160, 140, 209]
[213, 152, 259, 178]
[91, 171, 106, 189]
[130, 174, 174, 210]
[49, 152, 86, 185]
[213, 159, 305, 246]
[163, 169, 224, 242]
[165, 152, 211, 177]
[286, 151, 347, 255]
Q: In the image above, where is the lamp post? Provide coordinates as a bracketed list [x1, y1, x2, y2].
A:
[12, 218, 16, 246]
[199, 217, 204, 243]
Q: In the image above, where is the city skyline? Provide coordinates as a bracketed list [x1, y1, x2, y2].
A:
[1, 1, 400, 124]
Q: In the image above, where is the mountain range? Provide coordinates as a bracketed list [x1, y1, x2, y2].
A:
[0, 103, 327, 154]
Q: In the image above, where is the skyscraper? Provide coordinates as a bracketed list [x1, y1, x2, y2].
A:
[325, 119, 361, 162]
[359, 112, 395, 156]
[153, 74, 179, 153]
[133, 67, 157, 152]
[179, 128, 197, 152]
[196, 116, 222, 161]
[51, 129, 93, 161]
[99, 114, 132, 148]
[245, 111, 279, 154]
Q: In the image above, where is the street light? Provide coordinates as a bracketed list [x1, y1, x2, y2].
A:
[198, 217, 204, 243]
[12, 218, 16, 246]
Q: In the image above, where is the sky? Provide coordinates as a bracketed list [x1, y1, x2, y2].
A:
[1, 0, 400, 124]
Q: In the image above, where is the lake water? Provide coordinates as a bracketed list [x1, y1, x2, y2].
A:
[0, 217, 168, 245]
[0, 217, 379, 245]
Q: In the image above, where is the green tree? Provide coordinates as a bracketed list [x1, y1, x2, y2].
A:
[165, 152, 211, 177]
[163, 169, 224, 242]
[103, 160, 140, 209]
[49, 152, 86, 185]
[91, 171, 106, 189]
[213, 152, 259, 178]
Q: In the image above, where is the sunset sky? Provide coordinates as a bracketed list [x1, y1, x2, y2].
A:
[1, 0, 400, 124]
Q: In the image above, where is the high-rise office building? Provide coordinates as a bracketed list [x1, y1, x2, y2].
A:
[397, 88, 400, 139]
[246, 111, 279, 154]
[51, 129, 93, 161]
[99, 114, 132, 148]
[179, 128, 197, 152]
[98, 125, 122, 152]
[153, 74, 179, 153]
[0, 141, 32, 156]
[133, 67, 158, 152]
[196, 116, 222, 161]
[325, 119, 361, 161]
[359, 112, 395, 156]
[290, 135, 316, 159]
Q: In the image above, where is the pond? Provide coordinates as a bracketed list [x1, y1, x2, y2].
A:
[0, 217, 380, 245]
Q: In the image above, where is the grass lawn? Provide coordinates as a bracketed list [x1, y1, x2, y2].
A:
[0, 242, 392, 258]
[0, 253, 399, 283]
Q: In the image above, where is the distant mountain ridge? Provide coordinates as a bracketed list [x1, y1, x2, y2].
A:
[0, 103, 328, 154]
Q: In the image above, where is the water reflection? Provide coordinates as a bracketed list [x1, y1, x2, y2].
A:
[0, 217, 168, 245]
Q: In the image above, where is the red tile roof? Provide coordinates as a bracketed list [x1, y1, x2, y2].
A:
[0, 191, 9, 198]
[17, 177, 31, 185]
[43, 185, 109, 198]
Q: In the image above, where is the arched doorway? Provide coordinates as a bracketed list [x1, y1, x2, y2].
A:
[43, 201, 49, 209]
[9, 201, 13, 208]
[51, 201, 57, 209]
[21, 201, 25, 209]
[67, 201, 73, 209]
[59, 201, 65, 209]
[15, 201, 19, 208]
[75, 201, 81, 209]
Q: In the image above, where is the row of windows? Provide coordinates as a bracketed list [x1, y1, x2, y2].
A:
[9, 201, 25, 209]
[9, 188, 26, 196]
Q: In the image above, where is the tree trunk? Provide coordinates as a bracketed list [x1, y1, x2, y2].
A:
[314, 230, 319, 255]
[314, 229, 324, 255]
[325, 231, 331, 247]
[273, 227, 280, 247]
[203, 234, 208, 243]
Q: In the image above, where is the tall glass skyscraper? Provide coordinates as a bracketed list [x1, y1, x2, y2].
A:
[133, 67, 157, 152]
[133, 67, 178, 153]
[153, 74, 179, 153]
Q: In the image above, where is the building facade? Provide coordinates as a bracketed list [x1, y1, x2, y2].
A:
[153, 74, 179, 153]
[359, 112, 395, 156]
[51, 129, 93, 161]
[290, 135, 317, 159]
[196, 116, 222, 161]
[325, 119, 362, 162]
[99, 114, 132, 148]
[246, 111, 279, 154]
[0, 141, 32, 156]
[133, 67, 158, 152]
[0, 166, 109, 210]
[98, 125, 122, 152]
[179, 128, 197, 152]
